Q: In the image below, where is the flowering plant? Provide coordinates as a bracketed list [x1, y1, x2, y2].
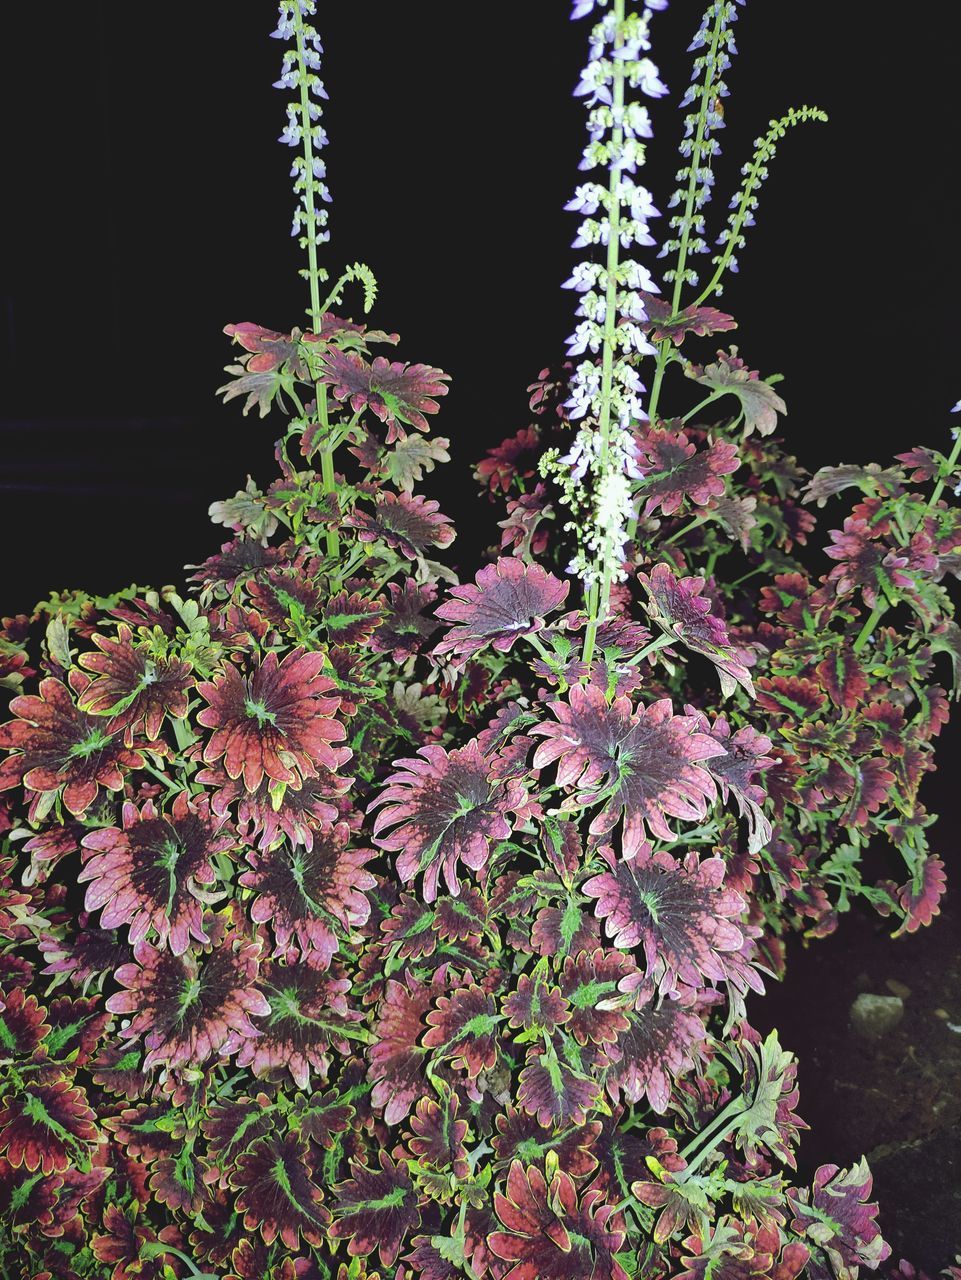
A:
[1, 2, 959, 1279]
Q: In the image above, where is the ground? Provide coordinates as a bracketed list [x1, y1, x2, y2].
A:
[754, 894, 961, 1274]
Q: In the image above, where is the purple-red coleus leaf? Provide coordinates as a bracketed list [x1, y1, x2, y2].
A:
[558, 947, 636, 1047]
[38, 915, 129, 993]
[202, 1095, 276, 1190]
[0, 1156, 61, 1232]
[223, 1237, 299, 1280]
[603, 985, 707, 1115]
[369, 580, 441, 661]
[638, 563, 755, 697]
[685, 347, 787, 437]
[423, 983, 501, 1079]
[433, 559, 570, 665]
[201, 763, 348, 854]
[0, 986, 50, 1058]
[186, 537, 288, 599]
[79, 792, 235, 956]
[105, 924, 269, 1070]
[476, 425, 542, 494]
[517, 1040, 602, 1129]
[589, 1112, 686, 1200]
[489, 1160, 630, 1280]
[407, 1089, 471, 1180]
[787, 1159, 891, 1276]
[91, 1203, 170, 1280]
[231, 955, 365, 1089]
[318, 350, 449, 442]
[637, 292, 737, 346]
[634, 426, 740, 519]
[583, 843, 746, 993]
[150, 1146, 208, 1217]
[289, 1088, 353, 1154]
[41, 994, 109, 1066]
[381, 893, 440, 961]
[893, 855, 946, 936]
[76, 625, 193, 741]
[230, 1130, 330, 1250]
[814, 647, 869, 710]
[531, 686, 723, 855]
[368, 970, 438, 1124]
[0, 676, 146, 817]
[330, 1151, 421, 1269]
[370, 739, 528, 901]
[824, 518, 933, 608]
[243, 567, 323, 629]
[343, 491, 456, 561]
[675, 1221, 810, 1280]
[239, 819, 376, 962]
[196, 648, 349, 791]
[0, 1076, 98, 1175]
[435, 885, 488, 942]
[493, 1107, 601, 1179]
[686, 709, 775, 854]
[502, 969, 571, 1036]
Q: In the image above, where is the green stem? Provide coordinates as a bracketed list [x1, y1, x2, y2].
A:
[526, 632, 553, 663]
[676, 1095, 747, 1181]
[292, 3, 339, 560]
[581, 0, 626, 669]
[669, 8, 725, 319]
[925, 429, 961, 517]
[625, 9, 726, 546]
[663, 513, 708, 546]
[626, 630, 675, 666]
[681, 389, 722, 424]
[852, 602, 886, 654]
[292, 7, 322, 329]
[730, 564, 766, 588]
[317, 386, 339, 559]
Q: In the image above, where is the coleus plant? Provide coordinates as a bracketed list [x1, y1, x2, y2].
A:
[1, 4, 959, 1280]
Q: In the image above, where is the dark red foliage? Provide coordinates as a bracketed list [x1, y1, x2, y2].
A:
[584, 844, 746, 992]
[371, 739, 527, 900]
[231, 1130, 330, 1249]
[0, 676, 146, 816]
[532, 686, 723, 854]
[343, 491, 456, 560]
[434, 558, 569, 664]
[330, 1151, 420, 1268]
[637, 292, 737, 346]
[635, 425, 740, 518]
[197, 649, 349, 790]
[240, 819, 376, 962]
[105, 926, 269, 1070]
[79, 792, 235, 955]
[490, 1160, 630, 1280]
[318, 350, 449, 441]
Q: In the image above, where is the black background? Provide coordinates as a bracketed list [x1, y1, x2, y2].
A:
[2, 3, 961, 1262]
[2, 3, 960, 609]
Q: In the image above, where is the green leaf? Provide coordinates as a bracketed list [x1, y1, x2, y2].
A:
[383, 435, 451, 492]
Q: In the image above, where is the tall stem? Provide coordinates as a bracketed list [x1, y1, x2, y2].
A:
[625, 6, 725, 546]
[669, 10, 725, 319]
[292, 3, 339, 558]
[925, 430, 961, 518]
[582, 0, 626, 668]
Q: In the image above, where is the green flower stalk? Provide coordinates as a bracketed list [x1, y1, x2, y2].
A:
[549, 0, 669, 666]
[273, 0, 340, 556]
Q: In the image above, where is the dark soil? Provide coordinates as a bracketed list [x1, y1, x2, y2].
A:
[753, 845, 961, 1273]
